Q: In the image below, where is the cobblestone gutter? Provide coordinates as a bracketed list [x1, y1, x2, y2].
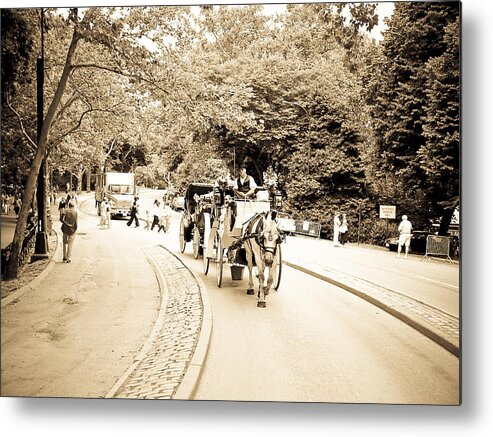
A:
[106, 245, 208, 399]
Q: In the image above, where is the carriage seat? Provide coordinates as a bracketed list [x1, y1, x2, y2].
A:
[255, 189, 269, 202]
[231, 198, 271, 235]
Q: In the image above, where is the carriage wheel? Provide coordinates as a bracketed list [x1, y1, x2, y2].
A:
[216, 234, 224, 288]
[179, 215, 186, 253]
[192, 226, 201, 259]
[203, 251, 210, 275]
[273, 245, 282, 291]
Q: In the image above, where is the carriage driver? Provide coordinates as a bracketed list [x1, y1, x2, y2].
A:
[234, 165, 257, 199]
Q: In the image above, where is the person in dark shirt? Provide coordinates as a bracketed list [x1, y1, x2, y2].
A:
[61, 200, 78, 263]
[233, 166, 257, 199]
[127, 196, 140, 228]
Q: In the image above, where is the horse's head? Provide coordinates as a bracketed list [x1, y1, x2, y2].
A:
[259, 219, 282, 267]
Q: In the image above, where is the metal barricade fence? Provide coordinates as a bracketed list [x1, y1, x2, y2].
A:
[294, 220, 321, 238]
[277, 215, 321, 238]
[421, 235, 453, 263]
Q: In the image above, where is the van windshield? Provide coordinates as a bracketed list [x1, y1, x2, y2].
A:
[109, 185, 134, 195]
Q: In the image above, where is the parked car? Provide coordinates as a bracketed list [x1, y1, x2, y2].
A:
[385, 231, 429, 254]
[172, 196, 185, 211]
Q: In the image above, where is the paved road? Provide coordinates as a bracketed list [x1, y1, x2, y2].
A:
[1, 213, 17, 249]
[171, 228, 459, 404]
[186, 254, 459, 404]
[282, 236, 459, 316]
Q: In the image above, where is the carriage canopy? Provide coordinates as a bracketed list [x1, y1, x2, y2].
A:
[184, 183, 214, 213]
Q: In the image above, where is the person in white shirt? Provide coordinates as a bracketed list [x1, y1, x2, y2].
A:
[99, 197, 111, 229]
[333, 212, 341, 246]
[397, 214, 413, 258]
[158, 202, 172, 233]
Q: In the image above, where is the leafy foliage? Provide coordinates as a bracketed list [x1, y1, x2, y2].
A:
[366, 2, 460, 232]
[1, 9, 39, 191]
[2, 4, 461, 278]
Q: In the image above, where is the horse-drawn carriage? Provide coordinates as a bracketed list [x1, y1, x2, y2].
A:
[178, 183, 215, 259]
[201, 181, 284, 308]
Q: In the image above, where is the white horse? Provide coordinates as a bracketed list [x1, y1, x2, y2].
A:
[243, 212, 283, 308]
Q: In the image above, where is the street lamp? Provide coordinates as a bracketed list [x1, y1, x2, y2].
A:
[283, 100, 311, 173]
[33, 8, 49, 260]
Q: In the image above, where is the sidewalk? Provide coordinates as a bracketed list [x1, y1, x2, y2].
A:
[1, 204, 59, 302]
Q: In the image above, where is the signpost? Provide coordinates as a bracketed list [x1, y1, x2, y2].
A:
[379, 205, 396, 237]
[379, 205, 396, 219]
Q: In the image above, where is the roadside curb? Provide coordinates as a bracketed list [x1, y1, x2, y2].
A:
[105, 244, 213, 400]
[105, 246, 172, 398]
[173, 258, 213, 400]
[283, 260, 460, 358]
[1, 228, 61, 309]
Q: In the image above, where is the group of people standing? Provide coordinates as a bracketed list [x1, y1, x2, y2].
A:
[332, 211, 413, 258]
[333, 212, 349, 247]
[1, 193, 22, 217]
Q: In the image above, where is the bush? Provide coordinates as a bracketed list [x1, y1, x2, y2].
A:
[359, 219, 398, 246]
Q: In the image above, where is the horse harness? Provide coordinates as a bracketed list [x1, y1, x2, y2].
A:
[235, 213, 282, 258]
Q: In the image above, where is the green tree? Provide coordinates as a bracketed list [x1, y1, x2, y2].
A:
[419, 16, 460, 234]
[185, 4, 375, 236]
[4, 7, 191, 278]
[1, 9, 39, 191]
[367, 2, 459, 232]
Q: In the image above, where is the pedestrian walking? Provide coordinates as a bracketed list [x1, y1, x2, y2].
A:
[144, 210, 151, 231]
[7, 194, 13, 214]
[333, 212, 341, 246]
[397, 214, 413, 258]
[4, 194, 12, 215]
[127, 196, 140, 228]
[59, 193, 71, 221]
[339, 213, 349, 246]
[1, 193, 8, 215]
[150, 199, 161, 231]
[157, 202, 171, 233]
[14, 196, 22, 217]
[61, 200, 78, 263]
[100, 197, 111, 229]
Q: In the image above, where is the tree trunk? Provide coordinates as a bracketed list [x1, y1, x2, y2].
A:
[5, 24, 82, 279]
[76, 168, 84, 193]
[86, 167, 91, 192]
[438, 208, 454, 236]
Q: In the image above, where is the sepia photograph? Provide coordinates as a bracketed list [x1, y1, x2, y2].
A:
[1, 0, 461, 406]
[1, 0, 466, 423]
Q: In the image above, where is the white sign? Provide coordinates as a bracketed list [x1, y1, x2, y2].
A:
[379, 205, 396, 219]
